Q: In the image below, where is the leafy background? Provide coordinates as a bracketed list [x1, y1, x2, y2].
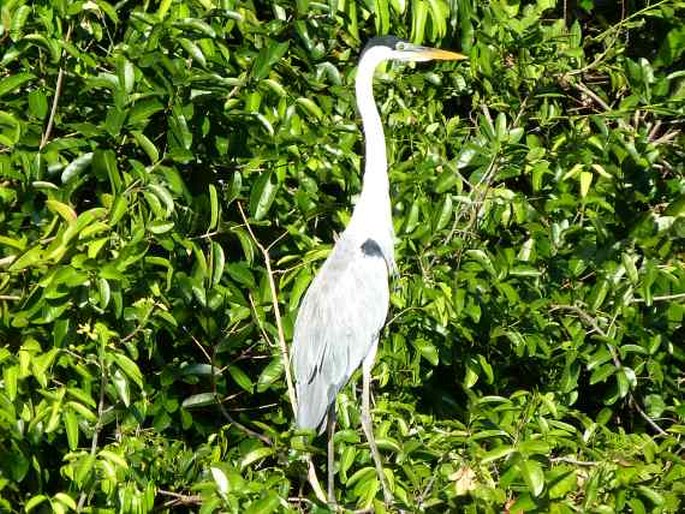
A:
[1, 0, 684, 512]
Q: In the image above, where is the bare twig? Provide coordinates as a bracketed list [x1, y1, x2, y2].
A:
[236, 202, 326, 504]
[0, 256, 16, 268]
[571, 81, 612, 112]
[551, 303, 667, 436]
[119, 306, 153, 343]
[40, 24, 73, 150]
[183, 330, 272, 446]
[236, 202, 297, 414]
[77, 358, 108, 510]
[629, 396, 668, 436]
[158, 489, 203, 507]
[567, 0, 670, 77]
[633, 292, 685, 303]
[417, 452, 451, 509]
[248, 292, 277, 349]
[551, 456, 600, 467]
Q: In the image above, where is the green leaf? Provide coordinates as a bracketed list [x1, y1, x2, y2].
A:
[64, 408, 79, 451]
[245, 492, 280, 514]
[112, 368, 130, 406]
[180, 38, 206, 67]
[590, 363, 617, 385]
[249, 171, 279, 221]
[0, 72, 34, 97]
[128, 98, 165, 126]
[10, 4, 31, 38]
[3, 365, 18, 400]
[65, 401, 96, 423]
[25, 495, 48, 513]
[637, 485, 664, 506]
[579, 170, 593, 198]
[53, 492, 77, 511]
[226, 262, 256, 288]
[110, 352, 143, 389]
[295, 97, 323, 120]
[211, 466, 229, 496]
[256, 356, 284, 393]
[98, 449, 128, 469]
[252, 41, 289, 80]
[93, 149, 121, 192]
[45, 200, 77, 223]
[518, 459, 545, 497]
[75, 454, 96, 487]
[210, 242, 225, 287]
[481, 445, 515, 464]
[169, 105, 192, 150]
[7, 245, 43, 271]
[182, 392, 218, 409]
[132, 130, 159, 163]
[28, 90, 48, 118]
[228, 365, 253, 392]
[412, 339, 439, 366]
[240, 446, 275, 469]
[61, 152, 94, 183]
[208, 184, 219, 231]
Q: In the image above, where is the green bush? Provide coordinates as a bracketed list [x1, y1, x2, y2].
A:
[0, 0, 683, 512]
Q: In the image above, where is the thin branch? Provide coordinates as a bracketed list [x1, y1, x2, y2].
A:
[236, 202, 326, 505]
[248, 292, 277, 349]
[183, 330, 272, 446]
[571, 81, 612, 112]
[629, 396, 667, 436]
[567, 0, 669, 77]
[77, 358, 108, 510]
[633, 292, 685, 303]
[551, 303, 667, 436]
[0, 256, 16, 268]
[119, 308, 152, 343]
[417, 452, 451, 509]
[550, 304, 621, 366]
[550, 456, 600, 467]
[236, 202, 297, 414]
[158, 489, 203, 507]
[40, 24, 73, 150]
[189, 331, 213, 364]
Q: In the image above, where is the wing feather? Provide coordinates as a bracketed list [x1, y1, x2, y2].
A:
[292, 236, 389, 430]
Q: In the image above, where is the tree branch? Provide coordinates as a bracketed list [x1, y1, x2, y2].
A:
[236, 202, 326, 504]
[236, 202, 297, 415]
[550, 456, 600, 466]
[183, 329, 272, 446]
[571, 81, 612, 112]
[158, 489, 203, 507]
[40, 24, 73, 150]
[77, 357, 108, 510]
[551, 303, 667, 436]
[633, 292, 685, 303]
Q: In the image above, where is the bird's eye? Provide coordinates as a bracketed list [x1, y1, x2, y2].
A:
[396, 41, 407, 51]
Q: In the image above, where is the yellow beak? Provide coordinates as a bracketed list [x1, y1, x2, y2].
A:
[419, 47, 468, 61]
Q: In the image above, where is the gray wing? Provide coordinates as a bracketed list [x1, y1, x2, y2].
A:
[291, 235, 390, 430]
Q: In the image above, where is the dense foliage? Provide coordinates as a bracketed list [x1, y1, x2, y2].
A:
[1, 0, 684, 512]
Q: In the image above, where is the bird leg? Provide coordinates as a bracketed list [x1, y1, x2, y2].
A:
[361, 349, 394, 506]
[326, 402, 337, 506]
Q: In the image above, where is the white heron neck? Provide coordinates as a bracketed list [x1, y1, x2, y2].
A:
[355, 57, 388, 193]
[346, 48, 395, 266]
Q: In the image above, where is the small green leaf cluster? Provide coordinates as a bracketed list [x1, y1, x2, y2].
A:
[0, 0, 683, 512]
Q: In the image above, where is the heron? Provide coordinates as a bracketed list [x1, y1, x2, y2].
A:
[291, 36, 466, 505]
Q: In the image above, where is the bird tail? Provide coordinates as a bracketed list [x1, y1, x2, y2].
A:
[295, 380, 332, 433]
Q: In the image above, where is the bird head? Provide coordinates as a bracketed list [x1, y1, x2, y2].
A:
[361, 35, 467, 63]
